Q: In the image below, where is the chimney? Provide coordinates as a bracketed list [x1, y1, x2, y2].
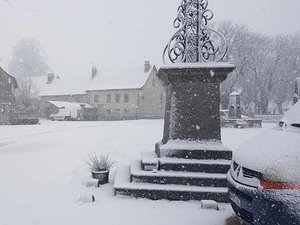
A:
[92, 66, 97, 79]
[47, 73, 55, 84]
[144, 61, 151, 73]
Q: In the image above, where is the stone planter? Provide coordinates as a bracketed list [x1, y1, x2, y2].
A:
[91, 170, 109, 185]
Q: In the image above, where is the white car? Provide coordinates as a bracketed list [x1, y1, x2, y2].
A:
[227, 101, 300, 224]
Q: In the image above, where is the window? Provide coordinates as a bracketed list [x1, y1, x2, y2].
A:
[124, 108, 129, 114]
[94, 94, 99, 103]
[160, 94, 164, 104]
[115, 94, 120, 103]
[124, 93, 129, 102]
[106, 94, 111, 103]
[106, 109, 111, 114]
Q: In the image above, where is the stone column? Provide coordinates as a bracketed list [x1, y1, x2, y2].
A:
[156, 63, 235, 158]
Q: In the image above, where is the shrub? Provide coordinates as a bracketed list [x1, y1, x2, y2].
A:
[87, 153, 115, 171]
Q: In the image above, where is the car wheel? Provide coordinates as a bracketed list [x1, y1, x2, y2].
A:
[50, 117, 55, 121]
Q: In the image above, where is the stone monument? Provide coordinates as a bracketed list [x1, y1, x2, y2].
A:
[228, 91, 241, 119]
[114, 0, 235, 202]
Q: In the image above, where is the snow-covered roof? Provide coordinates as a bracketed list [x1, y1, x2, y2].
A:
[0, 67, 18, 88]
[48, 101, 94, 108]
[39, 77, 88, 96]
[28, 65, 155, 96]
[86, 65, 155, 91]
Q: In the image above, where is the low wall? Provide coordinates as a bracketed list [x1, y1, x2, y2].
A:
[254, 114, 283, 123]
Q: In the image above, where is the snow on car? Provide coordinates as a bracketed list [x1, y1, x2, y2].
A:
[228, 101, 300, 224]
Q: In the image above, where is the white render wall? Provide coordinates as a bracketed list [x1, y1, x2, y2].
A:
[139, 67, 166, 119]
[86, 88, 140, 120]
[86, 67, 166, 120]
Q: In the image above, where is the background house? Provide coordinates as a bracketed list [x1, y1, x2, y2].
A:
[0, 67, 18, 124]
[86, 62, 166, 120]
[29, 61, 166, 120]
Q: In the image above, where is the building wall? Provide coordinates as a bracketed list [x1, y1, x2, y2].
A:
[86, 89, 140, 120]
[0, 68, 17, 124]
[86, 67, 166, 120]
[139, 67, 166, 119]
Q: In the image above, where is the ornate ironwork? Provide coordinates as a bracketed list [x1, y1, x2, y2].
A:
[163, 0, 228, 64]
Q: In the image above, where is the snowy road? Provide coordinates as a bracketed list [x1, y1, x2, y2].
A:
[0, 120, 274, 225]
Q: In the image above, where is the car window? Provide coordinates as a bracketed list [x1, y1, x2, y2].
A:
[291, 123, 300, 128]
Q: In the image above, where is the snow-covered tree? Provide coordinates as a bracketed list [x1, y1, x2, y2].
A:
[219, 21, 300, 114]
[8, 38, 48, 78]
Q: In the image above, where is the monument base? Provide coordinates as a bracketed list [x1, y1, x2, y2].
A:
[114, 145, 232, 202]
[155, 140, 232, 159]
[114, 63, 235, 202]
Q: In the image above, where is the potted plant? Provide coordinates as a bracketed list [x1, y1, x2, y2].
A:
[87, 153, 115, 185]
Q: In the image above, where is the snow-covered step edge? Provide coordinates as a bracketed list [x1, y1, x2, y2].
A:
[114, 165, 228, 193]
[141, 151, 158, 165]
[159, 157, 231, 165]
[141, 151, 232, 165]
[131, 159, 227, 179]
[141, 151, 158, 171]
[158, 141, 231, 151]
[157, 148, 233, 160]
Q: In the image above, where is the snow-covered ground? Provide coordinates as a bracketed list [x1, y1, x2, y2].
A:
[0, 120, 274, 225]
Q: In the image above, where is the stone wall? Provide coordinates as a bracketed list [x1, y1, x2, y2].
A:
[0, 68, 17, 124]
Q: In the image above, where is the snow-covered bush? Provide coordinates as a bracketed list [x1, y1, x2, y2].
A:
[87, 153, 115, 172]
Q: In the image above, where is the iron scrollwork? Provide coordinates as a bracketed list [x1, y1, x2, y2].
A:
[163, 0, 228, 64]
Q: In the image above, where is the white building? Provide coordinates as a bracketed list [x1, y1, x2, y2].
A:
[30, 62, 166, 120]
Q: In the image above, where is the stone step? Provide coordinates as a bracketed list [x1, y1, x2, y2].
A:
[141, 151, 159, 171]
[155, 141, 232, 160]
[141, 151, 231, 173]
[159, 157, 231, 173]
[131, 159, 228, 187]
[114, 165, 229, 202]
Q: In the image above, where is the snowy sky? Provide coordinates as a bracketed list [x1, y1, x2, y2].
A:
[1, 0, 300, 78]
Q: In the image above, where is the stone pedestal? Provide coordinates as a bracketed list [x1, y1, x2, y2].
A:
[114, 63, 236, 202]
[156, 63, 235, 157]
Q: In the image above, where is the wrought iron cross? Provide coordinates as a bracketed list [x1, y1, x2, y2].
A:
[163, 0, 228, 64]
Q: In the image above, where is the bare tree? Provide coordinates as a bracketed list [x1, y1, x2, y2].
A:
[8, 38, 48, 79]
[219, 21, 300, 114]
[15, 78, 41, 116]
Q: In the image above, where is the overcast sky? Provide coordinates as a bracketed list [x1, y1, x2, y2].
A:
[1, 0, 300, 78]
